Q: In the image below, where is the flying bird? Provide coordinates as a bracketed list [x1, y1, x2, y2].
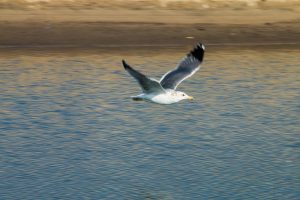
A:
[122, 43, 205, 104]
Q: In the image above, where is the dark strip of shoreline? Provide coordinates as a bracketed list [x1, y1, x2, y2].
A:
[0, 21, 299, 49]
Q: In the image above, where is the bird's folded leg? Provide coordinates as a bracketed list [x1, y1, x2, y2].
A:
[131, 96, 144, 101]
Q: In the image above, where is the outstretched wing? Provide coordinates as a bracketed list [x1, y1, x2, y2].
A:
[160, 43, 205, 90]
[122, 60, 165, 93]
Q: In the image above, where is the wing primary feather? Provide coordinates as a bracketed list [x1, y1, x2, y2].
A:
[122, 60, 165, 93]
[159, 43, 205, 90]
[188, 43, 205, 62]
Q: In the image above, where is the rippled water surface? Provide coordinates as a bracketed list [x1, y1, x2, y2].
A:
[1, 47, 299, 199]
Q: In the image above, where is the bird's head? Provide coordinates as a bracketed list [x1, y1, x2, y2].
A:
[175, 91, 194, 101]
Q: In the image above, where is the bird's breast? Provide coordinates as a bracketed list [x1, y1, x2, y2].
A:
[149, 93, 178, 104]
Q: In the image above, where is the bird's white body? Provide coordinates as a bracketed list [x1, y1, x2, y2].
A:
[132, 90, 193, 104]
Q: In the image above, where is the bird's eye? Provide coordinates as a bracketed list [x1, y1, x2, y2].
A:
[182, 94, 185, 96]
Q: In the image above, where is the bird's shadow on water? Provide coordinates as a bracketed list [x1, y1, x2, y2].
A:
[139, 190, 174, 200]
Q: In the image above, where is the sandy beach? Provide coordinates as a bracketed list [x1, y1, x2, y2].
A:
[0, 0, 299, 48]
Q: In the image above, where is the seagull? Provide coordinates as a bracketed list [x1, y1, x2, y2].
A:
[122, 43, 205, 104]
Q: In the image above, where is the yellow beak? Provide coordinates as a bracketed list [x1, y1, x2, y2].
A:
[188, 96, 194, 100]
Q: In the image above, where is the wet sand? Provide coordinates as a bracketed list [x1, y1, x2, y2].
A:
[0, 2, 300, 49]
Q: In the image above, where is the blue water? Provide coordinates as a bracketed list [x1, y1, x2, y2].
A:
[1, 47, 299, 199]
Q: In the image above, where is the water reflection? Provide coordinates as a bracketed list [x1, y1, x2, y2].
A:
[0, 47, 299, 199]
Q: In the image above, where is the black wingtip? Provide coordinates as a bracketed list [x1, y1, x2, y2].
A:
[122, 59, 129, 70]
[189, 43, 205, 62]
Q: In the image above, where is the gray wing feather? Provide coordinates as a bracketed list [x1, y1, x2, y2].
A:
[122, 60, 165, 93]
[160, 43, 205, 90]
